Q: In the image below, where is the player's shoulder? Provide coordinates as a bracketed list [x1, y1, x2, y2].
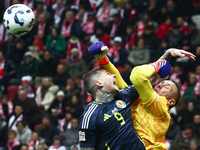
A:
[79, 102, 101, 129]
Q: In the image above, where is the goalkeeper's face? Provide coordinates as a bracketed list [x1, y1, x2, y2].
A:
[154, 80, 177, 106]
[97, 70, 119, 96]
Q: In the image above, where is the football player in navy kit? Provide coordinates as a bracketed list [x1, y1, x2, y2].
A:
[78, 67, 146, 150]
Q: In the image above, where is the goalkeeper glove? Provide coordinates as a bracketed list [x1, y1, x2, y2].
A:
[151, 60, 171, 78]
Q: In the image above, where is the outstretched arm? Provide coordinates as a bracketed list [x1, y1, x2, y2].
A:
[149, 48, 196, 84]
[100, 62, 128, 90]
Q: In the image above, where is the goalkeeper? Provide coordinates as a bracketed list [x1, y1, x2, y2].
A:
[89, 42, 195, 150]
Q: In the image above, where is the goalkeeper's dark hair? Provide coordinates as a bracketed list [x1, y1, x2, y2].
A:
[170, 80, 180, 109]
[84, 67, 103, 95]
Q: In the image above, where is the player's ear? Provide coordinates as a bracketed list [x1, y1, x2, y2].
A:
[95, 80, 103, 88]
[168, 99, 176, 106]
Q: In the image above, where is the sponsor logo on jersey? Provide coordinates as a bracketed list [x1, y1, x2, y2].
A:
[79, 131, 86, 141]
[116, 100, 126, 108]
[104, 114, 111, 121]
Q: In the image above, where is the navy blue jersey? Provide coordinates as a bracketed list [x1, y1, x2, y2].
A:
[78, 85, 145, 150]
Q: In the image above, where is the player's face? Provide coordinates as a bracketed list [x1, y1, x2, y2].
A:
[98, 70, 119, 96]
[154, 80, 176, 101]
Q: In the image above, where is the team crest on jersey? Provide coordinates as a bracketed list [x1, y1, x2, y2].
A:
[116, 100, 126, 108]
[79, 131, 86, 141]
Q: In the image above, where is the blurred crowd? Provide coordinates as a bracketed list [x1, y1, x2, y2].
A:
[0, 0, 200, 150]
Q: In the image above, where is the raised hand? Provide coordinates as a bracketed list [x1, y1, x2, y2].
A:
[168, 48, 196, 61]
[89, 42, 109, 59]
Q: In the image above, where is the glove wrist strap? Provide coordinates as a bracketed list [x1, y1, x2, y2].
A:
[96, 55, 109, 65]
[151, 62, 159, 74]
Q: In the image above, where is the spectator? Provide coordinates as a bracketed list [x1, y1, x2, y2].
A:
[81, 12, 95, 43]
[45, 28, 66, 59]
[34, 45, 44, 63]
[36, 144, 46, 150]
[181, 72, 199, 103]
[176, 16, 190, 34]
[107, 36, 128, 67]
[156, 16, 173, 40]
[31, 13, 51, 45]
[166, 114, 181, 144]
[33, 0, 51, 23]
[18, 76, 35, 98]
[134, 12, 157, 37]
[65, 48, 87, 79]
[35, 77, 59, 111]
[48, 90, 67, 119]
[65, 95, 84, 118]
[142, 25, 160, 56]
[48, 136, 66, 150]
[165, 0, 177, 23]
[0, 19, 9, 44]
[128, 38, 150, 66]
[52, 0, 66, 28]
[59, 112, 72, 135]
[66, 34, 87, 60]
[120, 1, 139, 26]
[6, 130, 20, 150]
[60, 10, 81, 41]
[16, 121, 32, 144]
[14, 90, 42, 125]
[75, 5, 88, 25]
[124, 25, 136, 51]
[0, 95, 13, 120]
[187, 46, 200, 72]
[63, 118, 79, 149]
[23, 0, 34, 10]
[0, 117, 8, 149]
[53, 64, 69, 89]
[28, 132, 46, 150]
[38, 50, 59, 78]
[192, 113, 200, 135]
[8, 105, 30, 131]
[17, 51, 39, 80]
[62, 78, 81, 100]
[9, 39, 26, 69]
[165, 23, 183, 48]
[108, 13, 125, 39]
[179, 102, 196, 129]
[20, 144, 29, 150]
[96, 0, 117, 28]
[89, 23, 111, 47]
[146, 0, 160, 22]
[189, 22, 200, 47]
[170, 124, 195, 150]
[0, 33, 15, 59]
[189, 138, 200, 150]
[37, 116, 58, 147]
[169, 64, 183, 88]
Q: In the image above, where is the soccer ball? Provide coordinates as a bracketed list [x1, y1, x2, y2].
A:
[3, 4, 35, 35]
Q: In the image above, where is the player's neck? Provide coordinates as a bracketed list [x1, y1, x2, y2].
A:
[94, 89, 114, 103]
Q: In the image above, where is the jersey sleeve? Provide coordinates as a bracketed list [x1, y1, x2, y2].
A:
[130, 64, 157, 104]
[78, 105, 98, 148]
[100, 61, 128, 90]
[130, 65, 168, 118]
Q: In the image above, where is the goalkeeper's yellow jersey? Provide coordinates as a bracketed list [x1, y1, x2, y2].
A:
[100, 62, 171, 150]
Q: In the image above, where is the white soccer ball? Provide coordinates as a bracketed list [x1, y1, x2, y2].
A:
[3, 4, 35, 35]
